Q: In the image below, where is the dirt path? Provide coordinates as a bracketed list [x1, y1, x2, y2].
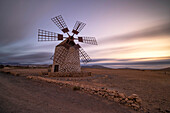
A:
[0, 72, 137, 113]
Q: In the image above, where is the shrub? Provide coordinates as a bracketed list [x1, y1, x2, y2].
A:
[73, 86, 80, 91]
[6, 72, 11, 74]
[0, 65, 4, 69]
[6, 65, 10, 67]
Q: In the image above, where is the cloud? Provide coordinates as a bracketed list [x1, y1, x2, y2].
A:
[90, 56, 170, 62]
[90, 57, 170, 65]
[0, 0, 55, 47]
[0, 52, 53, 64]
[100, 22, 170, 44]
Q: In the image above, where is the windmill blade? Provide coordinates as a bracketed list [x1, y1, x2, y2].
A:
[72, 21, 86, 35]
[50, 55, 54, 60]
[54, 47, 68, 65]
[78, 36, 97, 45]
[51, 15, 69, 33]
[38, 29, 66, 41]
[79, 46, 91, 63]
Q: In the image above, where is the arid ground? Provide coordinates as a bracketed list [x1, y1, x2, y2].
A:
[82, 68, 170, 113]
[0, 67, 170, 113]
[0, 71, 136, 113]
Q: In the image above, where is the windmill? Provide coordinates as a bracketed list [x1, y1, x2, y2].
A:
[38, 15, 97, 72]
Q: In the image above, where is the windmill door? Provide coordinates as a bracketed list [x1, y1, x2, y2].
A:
[54, 65, 59, 72]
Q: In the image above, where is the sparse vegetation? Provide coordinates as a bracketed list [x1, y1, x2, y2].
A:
[5, 72, 11, 74]
[0, 65, 4, 69]
[73, 86, 80, 91]
[6, 65, 11, 67]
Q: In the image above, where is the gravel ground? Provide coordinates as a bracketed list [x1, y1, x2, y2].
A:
[0, 72, 137, 113]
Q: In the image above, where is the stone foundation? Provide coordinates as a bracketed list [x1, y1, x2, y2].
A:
[48, 71, 91, 77]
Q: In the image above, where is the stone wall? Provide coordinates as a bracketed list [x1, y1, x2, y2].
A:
[52, 46, 81, 72]
[27, 76, 143, 111]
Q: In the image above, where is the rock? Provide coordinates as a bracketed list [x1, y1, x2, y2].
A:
[94, 90, 98, 93]
[59, 83, 63, 86]
[135, 98, 142, 104]
[98, 92, 104, 97]
[108, 97, 113, 101]
[125, 98, 128, 101]
[113, 90, 119, 93]
[104, 93, 109, 97]
[101, 92, 106, 97]
[100, 87, 107, 92]
[90, 90, 95, 94]
[94, 92, 98, 95]
[128, 94, 139, 100]
[114, 92, 119, 97]
[128, 94, 142, 104]
[108, 92, 115, 96]
[131, 94, 138, 98]
[101, 87, 105, 89]
[118, 93, 126, 99]
[131, 104, 140, 110]
[119, 98, 122, 101]
[127, 100, 133, 104]
[120, 100, 126, 104]
[114, 98, 120, 102]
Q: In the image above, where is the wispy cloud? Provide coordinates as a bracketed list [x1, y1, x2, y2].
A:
[100, 22, 170, 44]
[90, 57, 170, 65]
[0, 52, 53, 64]
[91, 56, 170, 62]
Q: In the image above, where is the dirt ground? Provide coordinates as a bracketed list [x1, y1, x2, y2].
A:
[0, 72, 136, 113]
[81, 68, 170, 113]
[1, 67, 170, 113]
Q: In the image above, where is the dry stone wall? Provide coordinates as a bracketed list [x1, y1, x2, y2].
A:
[27, 76, 143, 111]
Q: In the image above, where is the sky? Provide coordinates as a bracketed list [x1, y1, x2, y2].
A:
[0, 0, 170, 69]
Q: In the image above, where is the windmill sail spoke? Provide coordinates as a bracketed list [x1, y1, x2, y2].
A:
[72, 21, 86, 35]
[54, 47, 68, 65]
[50, 55, 54, 60]
[78, 36, 97, 45]
[79, 47, 91, 63]
[38, 29, 66, 41]
[51, 15, 69, 33]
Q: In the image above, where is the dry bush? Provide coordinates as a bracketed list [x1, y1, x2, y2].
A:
[73, 86, 80, 91]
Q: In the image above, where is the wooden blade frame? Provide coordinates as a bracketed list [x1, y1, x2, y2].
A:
[79, 47, 91, 64]
[50, 55, 54, 60]
[54, 47, 68, 65]
[38, 29, 64, 41]
[72, 21, 86, 35]
[78, 37, 97, 45]
[51, 15, 69, 33]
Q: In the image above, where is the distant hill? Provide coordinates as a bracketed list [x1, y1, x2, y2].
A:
[159, 67, 170, 71]
[0, 63, 50, 68]
[0, 62, 20, 65]
[81, 65, 111, 69]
